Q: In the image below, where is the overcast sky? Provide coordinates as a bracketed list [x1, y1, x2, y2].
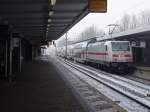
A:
[58, 0, 150, 41]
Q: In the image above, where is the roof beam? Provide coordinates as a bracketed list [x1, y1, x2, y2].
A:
[0, 0, 48, 5]
[0, 11, 48, 15]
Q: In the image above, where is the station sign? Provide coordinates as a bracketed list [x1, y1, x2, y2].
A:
[89, 0, 107, 13]
[131, 41, 146, 48]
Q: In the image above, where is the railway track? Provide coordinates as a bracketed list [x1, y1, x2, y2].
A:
[72, 60, 150, 87]
[59, 58, 150, 110]
[124, 75, 150, 85]
[74, 60, 150, 86]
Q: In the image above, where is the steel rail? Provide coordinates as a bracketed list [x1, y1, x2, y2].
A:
[59, 58, 150, 109]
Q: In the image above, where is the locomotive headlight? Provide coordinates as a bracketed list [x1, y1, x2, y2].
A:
[112, 58, 117, 61]
[124, 54, 132, 57]
[126, 58, 133, 62]
[112, 54, 119, 57]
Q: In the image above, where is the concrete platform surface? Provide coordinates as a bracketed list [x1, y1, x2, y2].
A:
[134, 65, 150, 80]
[0, 59, 85, 112]
[136, 65, 150, 72]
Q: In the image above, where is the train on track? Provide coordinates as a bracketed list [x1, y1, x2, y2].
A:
[56, 38, 134, 74]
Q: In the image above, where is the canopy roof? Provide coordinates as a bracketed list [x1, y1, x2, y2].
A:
[0, 0, 89, 43]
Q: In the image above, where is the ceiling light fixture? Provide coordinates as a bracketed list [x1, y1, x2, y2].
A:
[47, 24, 51, 27]
[49, 11, 54, 16]
[48, 19, 52, 23]
[51, 0, 56, 6]
[46, 28, 49, 31]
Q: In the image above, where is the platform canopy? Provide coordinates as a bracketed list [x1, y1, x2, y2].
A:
[0, 0, 107, 44]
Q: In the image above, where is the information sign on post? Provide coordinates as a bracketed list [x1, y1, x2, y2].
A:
[89, 0, 107, 13]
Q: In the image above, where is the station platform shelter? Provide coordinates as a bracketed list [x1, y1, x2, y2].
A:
[0, 1, 109, 111]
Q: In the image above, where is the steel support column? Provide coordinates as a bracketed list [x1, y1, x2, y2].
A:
[0, 25, 12, 80]
[19, 39, 22, 72]
[7, 30, 12, 82]
[5, 40, 7, 78]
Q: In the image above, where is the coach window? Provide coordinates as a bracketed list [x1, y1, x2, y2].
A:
[105, 45, 107, 51]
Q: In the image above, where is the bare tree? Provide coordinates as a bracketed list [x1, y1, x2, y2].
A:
[119, 14, 131, 31]
[118, 10, 150, 32]
[140, 11, 150, 26]
[130, 15, 139, 29]
[57, 10, 150, 46]
[78, 25, 105, 42]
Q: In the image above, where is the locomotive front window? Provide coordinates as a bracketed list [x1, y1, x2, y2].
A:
[111, 42, 130, 51]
